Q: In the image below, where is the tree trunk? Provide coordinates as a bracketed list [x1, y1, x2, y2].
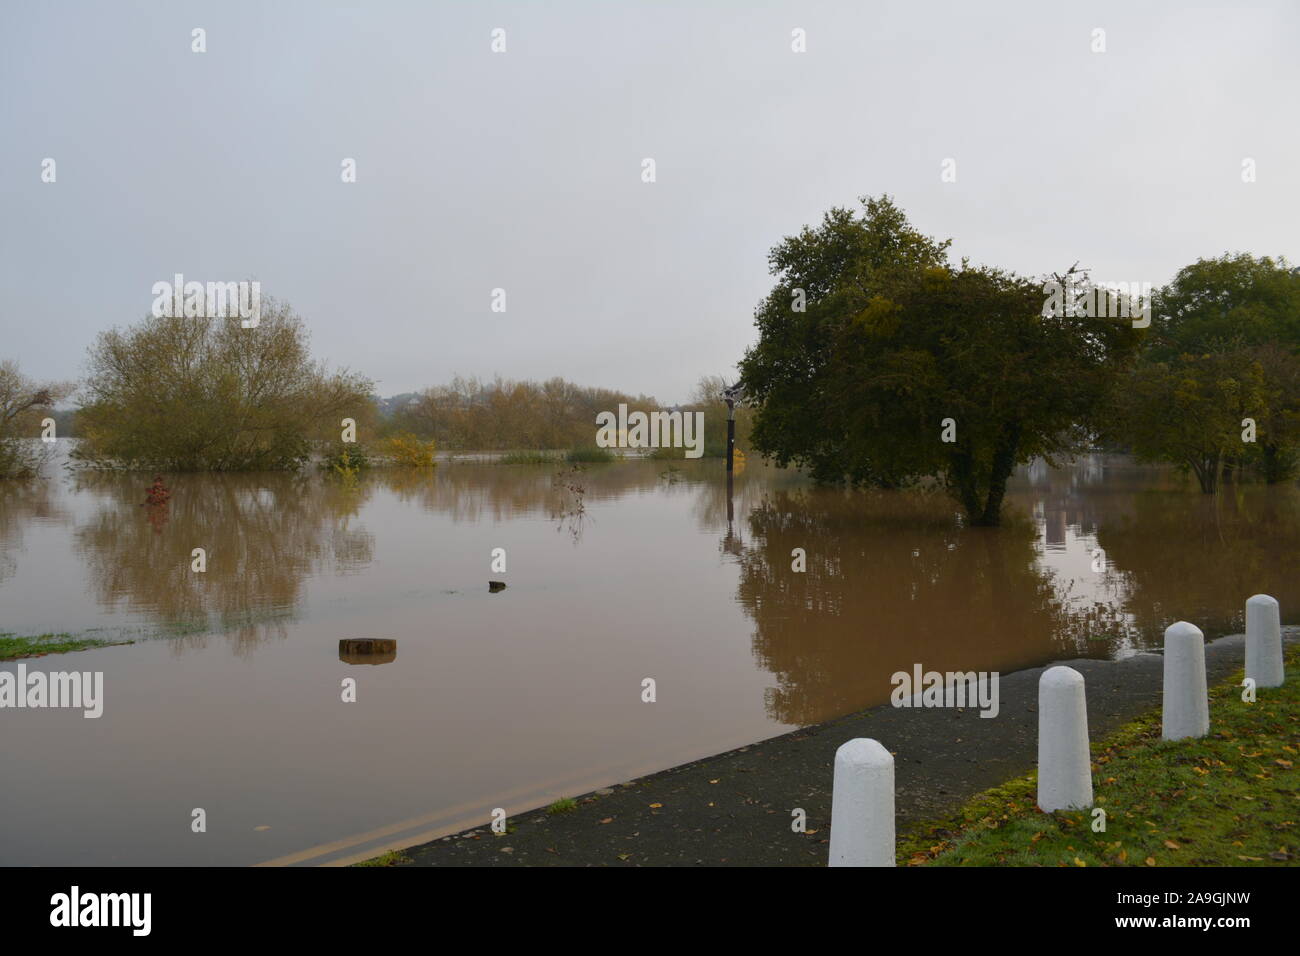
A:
[1191, 455, 1219, 494]
[949, 449, 983, 522]
[973, 424, 1021, 527]
[1261, 443, 1295, 484]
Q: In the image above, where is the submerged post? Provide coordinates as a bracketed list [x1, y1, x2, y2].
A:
[1037, 666, 1093, 812]
[1162, 621, 1209, 740]
[1246, 594, 1285, 688]
[720, 381, 744, 473]
[828, 738, 895, 867]
[726, 412, 735, 472]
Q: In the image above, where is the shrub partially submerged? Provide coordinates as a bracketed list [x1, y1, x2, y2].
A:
[73, 298, 373, 472]
[379, 433, 437, 467]
[0, 360, 72, 479]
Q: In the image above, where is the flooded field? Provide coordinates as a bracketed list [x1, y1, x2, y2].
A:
[1, 448, 1297, 865]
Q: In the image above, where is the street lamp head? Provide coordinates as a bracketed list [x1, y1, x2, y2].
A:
[721, 382, 746, 405]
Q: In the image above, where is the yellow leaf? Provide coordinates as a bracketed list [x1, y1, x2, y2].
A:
[1163, 840, 1180, 850]
[649, 803, 663, 809]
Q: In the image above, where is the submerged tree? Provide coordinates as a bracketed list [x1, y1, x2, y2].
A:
[739, 196, 1142, 525]
[1133, 254, 1300, 485]
[0, 359, 73, 478]
[74, 297, 374, 471]
[1120, 348, 1271, 493]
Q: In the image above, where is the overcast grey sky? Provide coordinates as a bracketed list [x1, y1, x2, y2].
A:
[3, 0, 1297, 404]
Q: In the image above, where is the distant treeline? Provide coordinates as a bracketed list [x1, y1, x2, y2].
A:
[377, 374, 752, 457]
[380, 376, 656, 450]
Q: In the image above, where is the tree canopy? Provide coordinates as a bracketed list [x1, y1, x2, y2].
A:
[1119, 255, 1300, 487]
[740, 196, 1143, 525]
[74, 298, 373, 471]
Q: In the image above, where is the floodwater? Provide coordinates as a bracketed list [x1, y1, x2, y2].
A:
[1, 446, 1296, 865]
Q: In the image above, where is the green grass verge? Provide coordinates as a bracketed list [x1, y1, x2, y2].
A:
[353, 849, 411, 867]
[0, 631, 134, 661]
[901, 643, 1300, 867]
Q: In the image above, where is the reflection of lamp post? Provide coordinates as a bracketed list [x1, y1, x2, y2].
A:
[720, 382, 745, 473]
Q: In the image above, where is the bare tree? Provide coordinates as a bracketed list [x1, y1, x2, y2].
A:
[0, 360, 73, 478]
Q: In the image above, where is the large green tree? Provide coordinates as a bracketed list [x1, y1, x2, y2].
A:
[1127, 254, 1300, 485]
[1146, 254, 1300, 363]
[739, 196, 1143, 525]
[1121, 348, 1269, 493]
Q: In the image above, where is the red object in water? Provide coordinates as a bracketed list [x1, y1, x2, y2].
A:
[143, 475, 171, 507]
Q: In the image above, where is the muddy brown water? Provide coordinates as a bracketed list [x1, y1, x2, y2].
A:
[1, 447, 1296, 864]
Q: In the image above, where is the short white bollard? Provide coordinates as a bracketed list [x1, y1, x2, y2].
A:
[1162, 621, 1209, 740]
[1246, 594, 1285, 688]
[828, 738, 895, 867]
[1036, 666, 1093, 812]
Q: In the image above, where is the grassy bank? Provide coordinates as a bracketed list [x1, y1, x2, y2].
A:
[903, 644, 1300, 866]
[0, 615, 277, 661]
[0, 631, 133, 661]
[354, 849, 411, 867]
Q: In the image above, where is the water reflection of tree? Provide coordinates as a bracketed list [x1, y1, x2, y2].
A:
[1096, 486, 1300, 640]
[72, 472, 374, 655]
[734, 488, 1079, 727]
[0, 479, 69, 585]
[373, 460, 734, 530]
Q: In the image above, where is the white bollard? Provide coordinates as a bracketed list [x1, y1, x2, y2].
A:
[828, 738, 895, 867]
[1162, 621, 1209, 740]
[1246, 594, 1285, 688]
[1036, 666, 1093, 812]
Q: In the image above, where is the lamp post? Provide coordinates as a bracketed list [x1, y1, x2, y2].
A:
[721, 382, 745, 474]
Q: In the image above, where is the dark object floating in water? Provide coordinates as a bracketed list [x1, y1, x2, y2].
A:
[338, 638, 397, 665]
[489, 581, 507, 592]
